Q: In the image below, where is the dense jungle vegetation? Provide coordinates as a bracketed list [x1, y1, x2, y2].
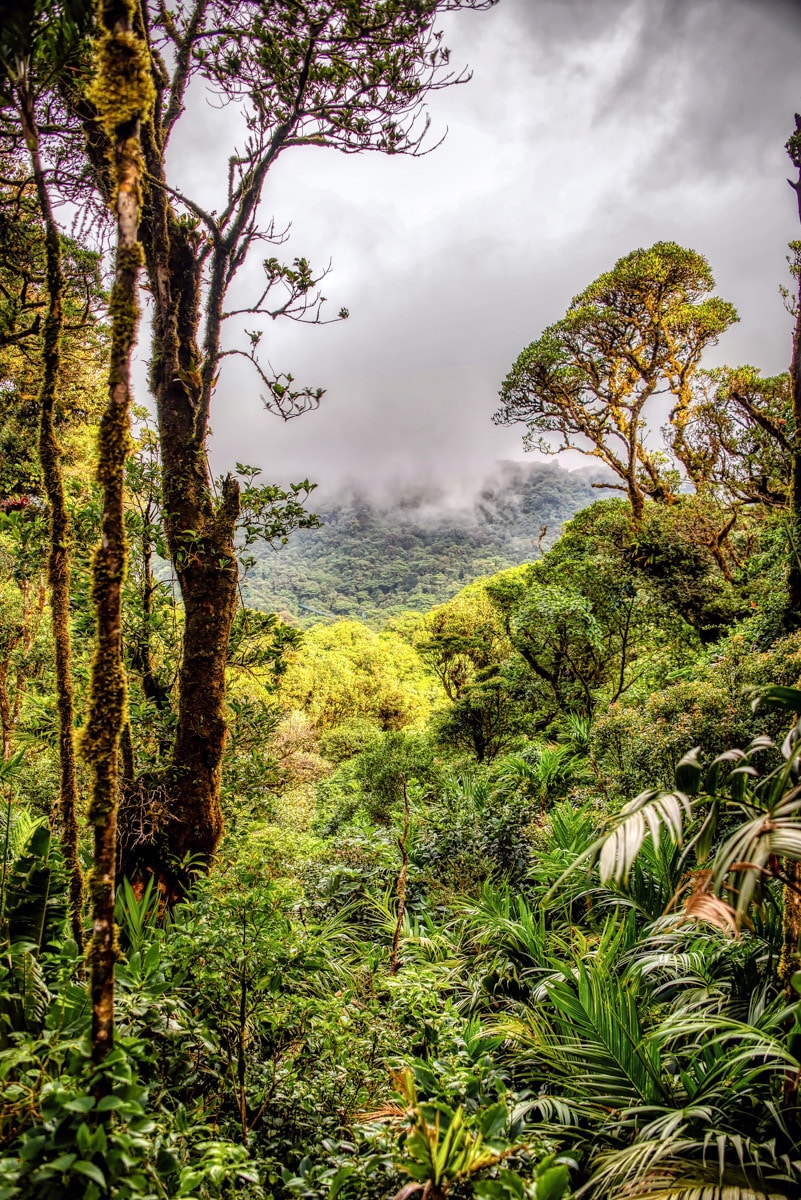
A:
[241, 463, 603, 624]
[3, 1, 801, 1199]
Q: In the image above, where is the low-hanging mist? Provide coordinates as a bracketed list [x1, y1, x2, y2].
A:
[243, 460, 608, 622]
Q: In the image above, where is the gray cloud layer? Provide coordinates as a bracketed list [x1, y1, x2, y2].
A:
[174, 0, 801, 501]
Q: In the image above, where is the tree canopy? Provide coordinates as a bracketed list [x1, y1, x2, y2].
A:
[495, 241, 738, 522]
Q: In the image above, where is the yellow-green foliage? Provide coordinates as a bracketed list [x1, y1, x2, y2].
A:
[593, 631, 801, 795]
[424, 574, 516, 643]
[87, 21, 155, 136]
[275, 619, 440, 732]
[414, 573, 515, 699]
[0, 553, 51, 729]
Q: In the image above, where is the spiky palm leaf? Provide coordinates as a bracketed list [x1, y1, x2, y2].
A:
[497, 898, 800, 1189]
[494, 744, 589, 807]
[597, 788, 694, 887]
[621, 919, 771, 1016]
[564, 724, 801, 932]
[503, 942, 668, 1120]
[548, 800, 598, 856]
[454, 884, 559, 1006]
[584, 835, 685, 923]
[585, 1135, 800, 1200]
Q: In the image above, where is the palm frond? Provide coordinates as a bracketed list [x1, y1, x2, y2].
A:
[709, 786, 801, 918]
[503, 957, 667, 1112]
[598, 790, 693, 886]
[585, 1133, 799, 1200]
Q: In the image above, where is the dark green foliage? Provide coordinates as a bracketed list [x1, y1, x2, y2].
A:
[352, 730, 437, 825]
[627, 497, 752, 638]
[431, 674, 518, 763]
[593, 630, 801, 796]
[3, 823, 53, 952]
[0, 789, 68, 1045]
[241, 464, 602, 623]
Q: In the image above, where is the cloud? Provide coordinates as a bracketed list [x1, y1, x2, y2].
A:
[504, 0, 801, 181]
[183, 0, 801, 501]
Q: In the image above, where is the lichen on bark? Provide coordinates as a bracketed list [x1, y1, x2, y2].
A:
[80, 0, 152, 1071]
[13, 72, 85, 954]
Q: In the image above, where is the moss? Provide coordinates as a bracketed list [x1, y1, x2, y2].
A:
[87, 23, 155, 136]
[82, 0, 154, 1066]
[21, 100, 87, 954]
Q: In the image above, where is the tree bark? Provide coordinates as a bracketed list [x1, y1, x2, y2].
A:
[136, 147, 239, 887]
[81, 0, 152, 1068]
[16, 87, 85, 952]
[168, 508, 238, 872]
[785, 117, 801, 623]
[389, 778, 411, 976]
[71, 52, 240, 891]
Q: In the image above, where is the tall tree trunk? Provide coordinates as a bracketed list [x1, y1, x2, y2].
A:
[81, 0, 152, 1068]
[16, 88, 85, 952]
[785, 116, 801, 622]
[130, 490, 170, 711]
[137, 144, 239, 890]
[169, 509, 238, 872]
[389, 778, 411, 976]
[0, 657, 14, 765]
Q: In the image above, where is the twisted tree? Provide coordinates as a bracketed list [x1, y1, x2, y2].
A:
[495, 242, 738, 525]
[61, 0, 494, 890]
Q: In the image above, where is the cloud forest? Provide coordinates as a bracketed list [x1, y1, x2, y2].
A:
[2, 2, 801, 1199]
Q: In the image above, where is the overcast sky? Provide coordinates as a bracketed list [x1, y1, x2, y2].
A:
[168, 0, 801, 505]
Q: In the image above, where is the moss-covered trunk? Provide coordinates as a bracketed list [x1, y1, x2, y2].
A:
[788, 252, 801, 617]
[16, 88, 85, 952]
[135, 138, 239, 889]
[785, 118, 801, 622]
[789, 308, 801, 618]
[81, 0, 152, 1068]
[168, 502, 239, 873]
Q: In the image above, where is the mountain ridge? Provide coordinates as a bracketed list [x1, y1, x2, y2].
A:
[242, 460, 609, 623]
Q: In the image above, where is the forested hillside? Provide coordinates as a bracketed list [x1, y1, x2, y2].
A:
[3, 3, 801, 1200]
[243, 462, 603, 621]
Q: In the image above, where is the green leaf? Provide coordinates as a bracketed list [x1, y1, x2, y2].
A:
[754, 684, 801, 712]
[674, 748, 702, 795]
[475, 1170, 527, 1198]
[329, 1166, 355, 1199]
[475, 1102, 508, 1141]
[72, 1161, 107, 1187]
[19, 1136, 46, 1161]
[534, 1165, 569, 1200]
[42, 1153, 77, 1172]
